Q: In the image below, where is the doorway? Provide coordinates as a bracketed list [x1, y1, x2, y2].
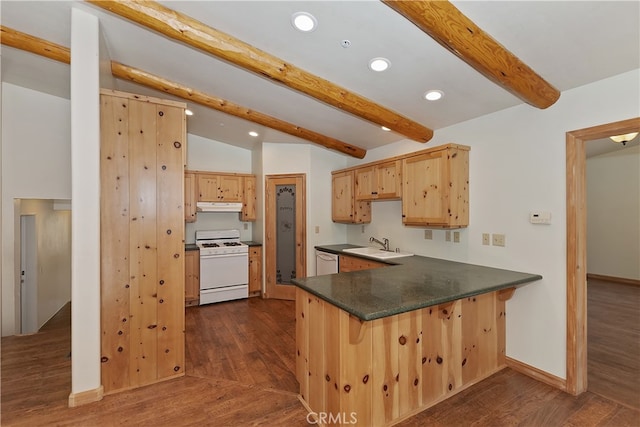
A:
[264, 174, 306, 300]
[565, 117, 640, 395]
[20, 215, 37, 334]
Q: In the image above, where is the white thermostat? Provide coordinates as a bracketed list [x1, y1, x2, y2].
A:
[530, 211, 552, 224]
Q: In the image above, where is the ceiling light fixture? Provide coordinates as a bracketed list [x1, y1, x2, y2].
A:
[424, 90, 444, 101]
[291, 12, 317, 32]
[381, 126, 391, 132]
[185, 109, 194, 116]
[609, 132, 638, 146]
[249, 131, 259, 137]
[369, 57, 390, 72]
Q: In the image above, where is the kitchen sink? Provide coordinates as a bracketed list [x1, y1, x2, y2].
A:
[343, 246, 414, 260]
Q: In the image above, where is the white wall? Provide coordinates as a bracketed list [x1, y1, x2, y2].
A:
[19, 199, 72, 327]
[185, 134, 254, 243]
[587, 145, 640, 280]
[262, 143, 348, 276]
[1, 82, 71, 336]
[346, 69, 640, 379]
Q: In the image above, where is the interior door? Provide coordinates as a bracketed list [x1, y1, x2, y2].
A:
[265, 174, 306, 300]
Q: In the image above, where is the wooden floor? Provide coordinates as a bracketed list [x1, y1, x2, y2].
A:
[587, 278, 640, 410]
[2, 297, 639, 426]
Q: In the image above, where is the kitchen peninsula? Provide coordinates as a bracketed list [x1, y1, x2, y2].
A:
[293, 245, 542, 426]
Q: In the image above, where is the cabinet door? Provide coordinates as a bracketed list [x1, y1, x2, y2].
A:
[184, 250, 200, 306]
[218, 175, 243, 202]
[332, 171, 355, 222]
[249, 246, 262, 296]
[402, 151, 448, 225]
[197, 174, 220, 201]
[240, 175, 257, 221]
[355, 166, 377, 200]
[184, 173, 197, 222]
[338, 254, 386, 272]
[376, 160, 401, 199]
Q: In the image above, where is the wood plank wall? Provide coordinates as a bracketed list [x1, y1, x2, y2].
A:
[296, 289, 506, 426]
[100, 90, 186, 394]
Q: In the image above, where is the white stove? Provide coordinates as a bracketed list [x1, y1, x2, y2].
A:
[195, 229, 249, 305]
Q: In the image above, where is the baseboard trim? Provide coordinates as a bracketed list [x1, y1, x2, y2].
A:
[506, 357, 566, 391]
[586, 273, 640, 286]
[68, 385, 104, 407]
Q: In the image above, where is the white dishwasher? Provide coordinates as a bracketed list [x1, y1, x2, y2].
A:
[316, 250, 338, 275]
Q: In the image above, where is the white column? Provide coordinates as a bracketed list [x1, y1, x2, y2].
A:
[70, 7, 101, 401]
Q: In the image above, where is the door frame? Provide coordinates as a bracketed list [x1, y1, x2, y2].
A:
[264, 174, 306, 300]
[20, 214, 38, 334]
[565, 116, 640, 395]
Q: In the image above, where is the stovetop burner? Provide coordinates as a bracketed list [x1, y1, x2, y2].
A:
[202, 243, 220, 248]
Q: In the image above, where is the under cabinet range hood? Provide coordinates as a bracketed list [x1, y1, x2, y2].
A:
[196, 202, 243, 213]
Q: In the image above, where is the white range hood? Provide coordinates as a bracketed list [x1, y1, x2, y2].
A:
[196, 202, 243, 213]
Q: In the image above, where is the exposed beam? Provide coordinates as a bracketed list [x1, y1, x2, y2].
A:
[111, 62, 366, 158]
[0, 26, 366, 158]
[86, 0, 434, 143]
[0, 26, 70, 63]
[382, 1, 560, 109]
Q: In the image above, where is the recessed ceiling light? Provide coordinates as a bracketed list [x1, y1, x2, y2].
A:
[424, 90, 444, 101]
[381, 126, 391, 132]
[292, 12, 317, 32]
[185, 109, 194, 116]
[249, 131, 259, 137]
[369, 57, 391, 72]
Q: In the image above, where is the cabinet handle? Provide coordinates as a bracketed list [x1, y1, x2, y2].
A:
[371, 191, 378, 195]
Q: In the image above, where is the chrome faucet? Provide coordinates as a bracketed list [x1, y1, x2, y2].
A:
[370, 236, 390, 251]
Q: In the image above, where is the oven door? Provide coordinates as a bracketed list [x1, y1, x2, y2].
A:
[200, 252, 249, 291]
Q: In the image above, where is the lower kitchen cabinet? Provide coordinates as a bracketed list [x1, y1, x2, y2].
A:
[339, 254, 387, 273]
[185, 250, 200, 306]
[249, 246, 262, 297]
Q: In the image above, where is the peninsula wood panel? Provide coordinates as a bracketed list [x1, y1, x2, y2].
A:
[100, 90, 186, 394]
[296, 288, 506, 426]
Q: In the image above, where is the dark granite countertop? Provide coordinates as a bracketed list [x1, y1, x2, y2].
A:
[294, 244, 542, 321]
[185, 243, 199, 251]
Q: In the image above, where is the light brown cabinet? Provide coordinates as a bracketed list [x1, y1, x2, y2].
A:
[332, 170, 371, 223]
[184, 172, 197, 223]
[355, 160, 401, 201]
[185, 249, 200, 306]
[197, 173, 243, 202]
[402, 145, 469, 228]
[100, 89, 185, 394]
[339, 254, 387, 272]
[249, 246, 262, 297]
[240, 175, 257, 222]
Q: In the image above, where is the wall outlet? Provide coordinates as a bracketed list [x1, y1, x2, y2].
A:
[482, 233, 490, 245]
[424, 229, 433, 240]
[453, 231, 460, 243]
[361, 225, 365, 234]
[445, 230, 451, 242]
[492, 233, 506, 247]
[315, 226, 320, 234]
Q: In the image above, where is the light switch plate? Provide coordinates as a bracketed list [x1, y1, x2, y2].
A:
[482, 233, 490, 245]
[424, 229, 433, 240]
[445, 231, 451, 242]
[453, 231, 460, 243]
[492, 233, 506, 247]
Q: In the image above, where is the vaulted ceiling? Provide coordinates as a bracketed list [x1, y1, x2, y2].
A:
[1, 1, 639, 157]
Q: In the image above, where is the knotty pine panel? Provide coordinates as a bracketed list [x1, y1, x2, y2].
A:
[297, 288, 505, 426]
[155, 104, 185, 379]
[100, 90, 185, 394]
[128, 99, 159, 387]
[100, 95, 131, 392]
[295, 290, 309, 402]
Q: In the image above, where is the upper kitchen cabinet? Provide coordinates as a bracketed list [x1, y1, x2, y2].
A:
[100, 89, 185, 394]
[402, 144, 470, 228]
[184, 172, 197, 223]
[355, 160, 402, 201]
[332, 170, 371, 224]
[198, 173, 243, 202]
[240, 175, 257, 221]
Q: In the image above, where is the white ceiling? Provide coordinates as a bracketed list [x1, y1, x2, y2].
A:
[1, 1, 639, 155]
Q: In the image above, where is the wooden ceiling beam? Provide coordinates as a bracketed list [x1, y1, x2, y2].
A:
[0, 26, 366, 158]
[87, 0, 434, 143]
[0, 26, 70, 64]
[111, 62, 367, 158]
[382, 1, 560, 109]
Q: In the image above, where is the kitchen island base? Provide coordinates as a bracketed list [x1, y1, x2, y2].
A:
[296, 287, 514, 426]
